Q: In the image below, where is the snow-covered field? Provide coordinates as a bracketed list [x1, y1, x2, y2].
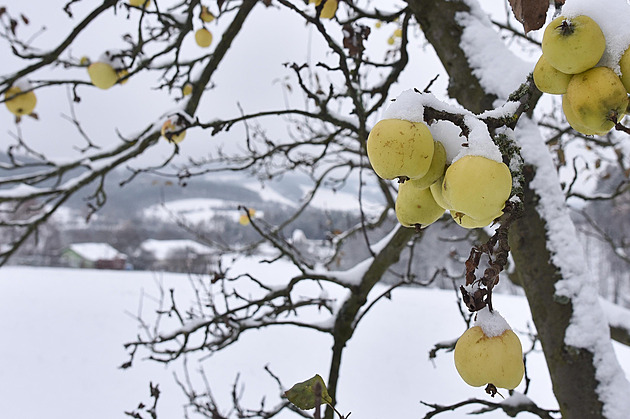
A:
[1, 260, 629, 418]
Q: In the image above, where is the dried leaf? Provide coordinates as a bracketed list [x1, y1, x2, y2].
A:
[508, 0, 549, 33]
[284, 375, 332, 410]
[342, 23, 371, 58]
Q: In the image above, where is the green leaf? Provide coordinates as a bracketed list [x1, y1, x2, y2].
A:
[284, 374, 333, 410]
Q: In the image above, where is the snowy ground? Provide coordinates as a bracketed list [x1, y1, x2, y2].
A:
[1, 261, 629, 418]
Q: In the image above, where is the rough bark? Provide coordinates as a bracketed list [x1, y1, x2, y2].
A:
[406, 0, 497, 114]
[510, 166, 604, 417]
[406, 0, 607, 416]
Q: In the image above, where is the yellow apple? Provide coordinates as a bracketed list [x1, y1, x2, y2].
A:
[442, 155, 512, 221]
[116, 69, 129, 85]
[129, 0, 151, 7]
[393, 28, 403, 38]
[200, 6, 215, 22]
[88, 62, 118, 90]
[182, 83, 193, 96]
[310, 0, 337, 19]
[5, 86, 37, 116]
[451, 210, 502, 229]
[565, 66, 628, 133]
[619, 46, 630, 94]
[533, 54, 573, 94]
[395, 180, 445, 228]
[367, 118, 435, 180]
[429, 177, 452, 210]
[542, 15, 605, 74]
[409, 140, 446, 190]
[239, 208, 256, 226]
[454, 326, 524, 389]
[195, 28, 213, 48]
[387, 37, 395, 45]
[562, 94, 610, 136]
[161, 118, 186, 143]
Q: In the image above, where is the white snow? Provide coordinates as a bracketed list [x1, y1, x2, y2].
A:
[143, 198, 236, 223]
[458, 0, 532, 100]
[428, 120, 466, 164]
[560, 0, 630, 74]
[0, 257, 629, 418]
[299, 185, 382, 215]
[139, 238, 214, 260]
[452, 115, 503, 163]
[242, 182, 296, 207]
[0, 183, 45, 198]
[501, 391, 534, 407]
[68, 242, 126, 261]
[474, 306, 511, 338]
[382, 89, 426, 122]
[12, 78, 33, 91]
[601, 297, 630, 334]
[98, 50, 125, 70]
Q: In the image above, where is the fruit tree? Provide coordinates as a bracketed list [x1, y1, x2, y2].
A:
[1, 0, 630, 418]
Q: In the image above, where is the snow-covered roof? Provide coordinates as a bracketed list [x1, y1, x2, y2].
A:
[140, 239, 214, 260]
[68, 243, 127, 261]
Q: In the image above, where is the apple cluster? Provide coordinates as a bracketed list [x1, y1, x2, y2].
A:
[534, 14, 630, 135]
[454, 309, 524, 390]
[367, 108, 512, 230]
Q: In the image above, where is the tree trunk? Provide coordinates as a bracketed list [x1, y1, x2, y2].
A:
[407, 0, 610, 416]
[509, 166, 604, 417]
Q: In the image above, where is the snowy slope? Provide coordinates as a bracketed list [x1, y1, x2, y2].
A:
[0, 263, 629, 418]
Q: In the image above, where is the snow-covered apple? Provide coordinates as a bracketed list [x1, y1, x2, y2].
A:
[542, 15, 606, 74]
[454, 325, 524, 389]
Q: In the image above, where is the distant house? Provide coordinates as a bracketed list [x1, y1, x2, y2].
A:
[61, 242, 128, 270]
[138, 239, 216, 273]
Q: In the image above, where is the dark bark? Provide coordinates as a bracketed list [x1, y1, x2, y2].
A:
[406, 0, 497, 113]
[510, 166, 604, 418]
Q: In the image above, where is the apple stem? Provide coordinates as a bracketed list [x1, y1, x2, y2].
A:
[607, 110, 619, 124]
[557, 19, 575, 36]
